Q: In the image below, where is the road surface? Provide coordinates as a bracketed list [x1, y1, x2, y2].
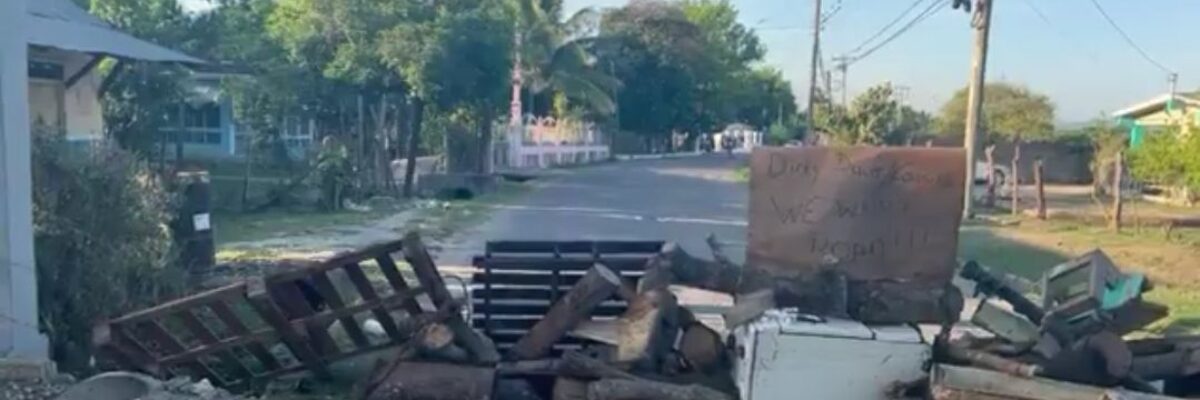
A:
[436, 154, 749, 267]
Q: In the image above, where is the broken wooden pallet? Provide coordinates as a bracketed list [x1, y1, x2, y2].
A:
[93, 234, 463, 392]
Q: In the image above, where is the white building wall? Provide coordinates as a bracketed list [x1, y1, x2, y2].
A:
[61, 52, 103, 140]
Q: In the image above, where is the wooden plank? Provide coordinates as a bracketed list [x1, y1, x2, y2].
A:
[209, 301, 280, 371]
[308, 272, 372, 349]
[364, 361, 496, 400]
[376, 254, 425, 315]
[246, 284, 330, 380]
[477, 258, 651, 272]
[92, 324, 163, 376]
[268, 240, 405, 282]
[270, 281, 340, 356]
[109, 283, 246, 325]
[486, 241, 664, 255]
[403, 231, 500, 364]
[343, 263, 405, 343]
[140, 320, 224, 385]
[158, 328, 276, 365]
[511, 264, 623, 360]
[473, 272, 642, 287]
[176, 309, 253, 378]
[470, 302, 627, 318]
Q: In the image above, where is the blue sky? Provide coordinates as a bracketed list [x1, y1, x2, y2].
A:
[179, 0, 1200, 123]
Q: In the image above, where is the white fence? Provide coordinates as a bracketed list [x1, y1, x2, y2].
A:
[495, 116, 610, 169]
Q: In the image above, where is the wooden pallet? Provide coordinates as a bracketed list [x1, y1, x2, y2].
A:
[471, 240, 664, 354]
[93, 237, 450, 392]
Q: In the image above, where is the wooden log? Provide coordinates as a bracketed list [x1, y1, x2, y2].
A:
[365, 361, 496, 400]
[848, 281, 964, 324]
[676, 322, 725, 373]
[402, 231, 500, 364]
[638, 242, 740, 294]
[559, 351, 640, 381]
[416, 323, 470, 363]
[570, 320, 618, 346]
[554, 378, 589, 400]
[723, 289, 775, 329]
[512, 264, 623, 360]
[616, 289, 678, 372]
[496, 379, 543, 400]
[944, 342, 1041, 377]
[585, 378, 732, 400]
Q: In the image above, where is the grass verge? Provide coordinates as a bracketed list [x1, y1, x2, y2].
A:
[213, 206, 399, 245]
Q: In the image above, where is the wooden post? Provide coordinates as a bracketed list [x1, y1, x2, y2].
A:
[1112, 151, 1124, 232]
[962, 0, 995, 219]
[1035, 158, 1046, 220]
[510, 264, 623, 360]
[1010, 139, 1021, 216]
[985, 144, 996, 208]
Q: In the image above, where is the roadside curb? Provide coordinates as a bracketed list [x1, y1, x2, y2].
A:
[614, 152, 706, 161]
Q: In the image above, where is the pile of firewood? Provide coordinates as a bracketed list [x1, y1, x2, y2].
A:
[357, 236, 743, 400]
[927, 250, 1200, 398]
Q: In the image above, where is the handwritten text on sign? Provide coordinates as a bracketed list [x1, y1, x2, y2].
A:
[747, 146, 966, 285]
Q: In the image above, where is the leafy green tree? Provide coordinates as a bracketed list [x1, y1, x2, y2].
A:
[936, 82, 1055, 140]
[513, 0, 619, 118]
[815, 82, 925, 145]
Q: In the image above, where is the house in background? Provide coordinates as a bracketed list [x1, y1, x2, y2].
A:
[25, 0, 203, 141]
[157, 68, 318, 162]
[1112, 93, 1200, 146]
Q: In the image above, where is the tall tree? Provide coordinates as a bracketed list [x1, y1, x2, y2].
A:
[513, 0, 620, 118]
[936, 82, 1055, 140]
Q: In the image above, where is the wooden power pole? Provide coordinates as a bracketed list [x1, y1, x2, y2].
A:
[962, 0, 994, 219]
[805, 0, 823, 142]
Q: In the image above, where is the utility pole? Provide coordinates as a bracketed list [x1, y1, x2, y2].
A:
[805, 0, 823, 142]
[833, 56, 850, 106]
[1169, 72, 1179, 97]
[961, 0, 994, 219]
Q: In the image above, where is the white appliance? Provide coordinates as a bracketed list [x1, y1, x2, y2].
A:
[732, 310, 930, 400]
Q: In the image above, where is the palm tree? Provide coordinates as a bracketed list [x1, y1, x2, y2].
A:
[512, 0, 620, 118]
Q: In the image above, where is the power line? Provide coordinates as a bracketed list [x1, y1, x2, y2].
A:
[847, 0, 948, 66]
[1086, 0, 1172, 74]
[846, 0, 926, 55]
[1019, 0, 1100, 62]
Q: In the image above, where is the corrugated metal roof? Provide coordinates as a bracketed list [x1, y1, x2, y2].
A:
[25, 0, 205, 64]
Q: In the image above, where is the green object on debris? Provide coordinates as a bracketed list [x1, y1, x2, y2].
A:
[1101, 273, 1146, 310]
[1129, 125, 1144, 149]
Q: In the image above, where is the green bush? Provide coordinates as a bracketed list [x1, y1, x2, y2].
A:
[32, 135, 182, 373]
[1128, 130, 1200, 192]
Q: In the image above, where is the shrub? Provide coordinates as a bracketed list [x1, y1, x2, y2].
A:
[31, 134, 182, 373]
[1128, 129, 1200, 193]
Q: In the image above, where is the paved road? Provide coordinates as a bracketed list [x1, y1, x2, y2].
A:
[436, 154, 749, 266]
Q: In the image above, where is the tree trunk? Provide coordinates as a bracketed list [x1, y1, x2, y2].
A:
[175, 103, 185, 171]
[403, 98, 424, 198]
[241, 138, 253, 211]
[511, 264, 623, 360]
[477, 107, 495, 174]
[356, 94, 368, 193]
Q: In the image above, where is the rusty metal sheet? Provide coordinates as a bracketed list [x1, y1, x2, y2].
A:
[747, 146, 966, 285]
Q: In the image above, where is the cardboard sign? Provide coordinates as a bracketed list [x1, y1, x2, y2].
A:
[747, 146, 966, 285]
